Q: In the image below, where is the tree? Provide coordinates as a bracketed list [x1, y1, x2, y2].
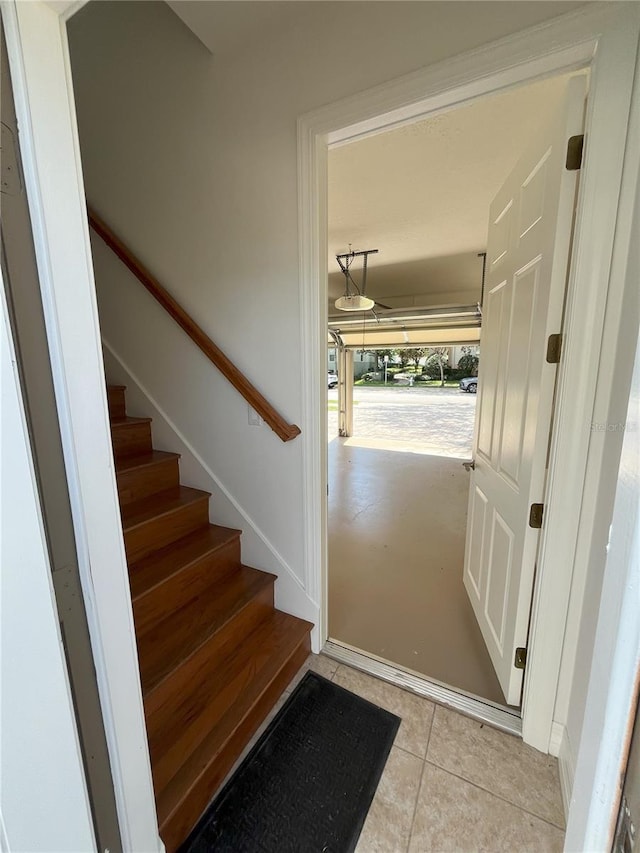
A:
[424, 347, 449, 386]
[458, 345, 480, 377]
[372, 349, 395, 372]
[392, 348, 413, 370]
[410, 347, 429, 371]
[391, 347, 429, 371]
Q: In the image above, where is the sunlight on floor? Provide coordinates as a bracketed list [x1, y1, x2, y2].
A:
[340, 435, 467, 457]
[328, 387, 504, 705]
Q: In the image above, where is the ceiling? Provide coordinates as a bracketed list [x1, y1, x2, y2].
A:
[166, 2, 308, 59]
[164, 1, 580, 345]
[328, 73, 574, 307]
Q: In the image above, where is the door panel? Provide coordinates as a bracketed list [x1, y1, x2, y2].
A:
[499, 261, 539, 485]
[485, 511, 513, 651]
[466, 486, 488, 597]
[477, 281, 508, 462]
[463, 76, 586, 705]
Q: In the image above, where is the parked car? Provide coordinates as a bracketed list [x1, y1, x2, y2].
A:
[459, 376, 478, 393]
[328, 372, 338, 388]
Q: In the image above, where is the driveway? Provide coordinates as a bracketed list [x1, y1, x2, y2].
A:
[328, 385, 476, 458]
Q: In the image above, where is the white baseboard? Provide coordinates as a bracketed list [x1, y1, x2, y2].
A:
[102, 341, 319, 637]
[549, 720, 564, 756]
[551, 721, 575, 821]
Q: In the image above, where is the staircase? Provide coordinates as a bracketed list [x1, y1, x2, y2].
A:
[107, 384, 312, 851]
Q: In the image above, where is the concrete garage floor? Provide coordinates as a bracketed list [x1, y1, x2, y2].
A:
[328, 386, 507, 706]
[328, 385, 477, 458]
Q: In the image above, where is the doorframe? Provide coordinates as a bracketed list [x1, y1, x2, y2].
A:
[298, 1, 639, 754]
[1, 1, 163, 850]
[2, 0, 637, 848]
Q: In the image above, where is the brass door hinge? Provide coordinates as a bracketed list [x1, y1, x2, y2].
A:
[566, 134, 584, 171]
[515, 647, 527, 670]
[529, 503, 544, 529]
[546, 333, 563, 364]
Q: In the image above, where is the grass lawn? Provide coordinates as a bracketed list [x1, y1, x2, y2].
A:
[353, 379, 461, 388]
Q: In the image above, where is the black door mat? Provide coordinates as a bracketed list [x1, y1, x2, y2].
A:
[180, 671, 400, 853]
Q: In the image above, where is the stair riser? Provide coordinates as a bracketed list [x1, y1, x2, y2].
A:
[133, 537, 242, 637]
[117, 458, 180, 507]
[147, 584, 275, 792]
[125, 499, 209, 563]
[159, 636, 310, 853]
[139, 573, 274, 694]
[106, 384, 313, 853]
[107, 386, 126, 419]
[112, 421, 152, 460]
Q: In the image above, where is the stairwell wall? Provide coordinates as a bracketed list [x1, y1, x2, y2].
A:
[67, 0, 584, 639]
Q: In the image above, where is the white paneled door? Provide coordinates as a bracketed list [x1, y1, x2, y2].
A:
[463, 77, 586, 706]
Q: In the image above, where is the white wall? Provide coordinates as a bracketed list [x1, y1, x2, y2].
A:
[1, 287, 95, 852]
[66, 0, 583, 627]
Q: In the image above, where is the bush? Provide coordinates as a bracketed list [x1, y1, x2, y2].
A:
[445, 368, 468, 381]
[423, 362, 443, 379]
[458, 353, 479, 376]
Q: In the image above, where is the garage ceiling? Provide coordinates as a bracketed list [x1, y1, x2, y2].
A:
[328, 73, 575, 309]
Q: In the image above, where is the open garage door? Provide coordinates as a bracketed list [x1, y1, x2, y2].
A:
[328, 303, 481, 349]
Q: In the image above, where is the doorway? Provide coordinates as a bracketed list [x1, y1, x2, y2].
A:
[326, 71, 584, 711]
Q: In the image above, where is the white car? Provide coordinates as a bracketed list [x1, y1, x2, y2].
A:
[459, 376, 478, 393]
[328, 373, 338, 388]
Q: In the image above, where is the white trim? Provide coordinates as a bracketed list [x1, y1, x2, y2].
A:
[297, 114, 328, 646]
[522, 3, 640, 754]
[323, 640, 522, 738]
[103, 340, 319, 625]
[298, 1, 640, 761]
[0, 811, 9, 853]
[564, 49, 640, 848]
[1, 252, 96, 853]
[308, 9, 601, 150]
[549, 720, 564, 758]
[549, 720, 575, 822]
[1, 2, 162, 850]
[103, 340, 308, 594]
[556, 724, 575, 822]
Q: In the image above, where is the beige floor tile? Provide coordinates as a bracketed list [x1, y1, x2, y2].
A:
[284, 652, 339, 694]
[333, 665, 434, 758]
[427, 707, 565, 828]
[356, 747, 424, 853]
[409, 763, 565, 852]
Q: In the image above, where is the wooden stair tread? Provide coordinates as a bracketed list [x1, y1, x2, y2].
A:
[155, 610, 312, 827]
[116, 449, 180, 474]
[110, 415, 152, 427]
[104, 381, 313, 850]
[129, 524, 241, 602]
[149, 609, 309, 774]
[141, 565, 276, 696]
[121, 486, 210, 532]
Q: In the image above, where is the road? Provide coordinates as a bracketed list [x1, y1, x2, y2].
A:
[328, 385, 476, 458]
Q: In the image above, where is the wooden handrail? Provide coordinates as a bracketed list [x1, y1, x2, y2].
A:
[88, 208, 301, 442]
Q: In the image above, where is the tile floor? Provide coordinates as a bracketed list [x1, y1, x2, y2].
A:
[278, 654, 566, 853]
